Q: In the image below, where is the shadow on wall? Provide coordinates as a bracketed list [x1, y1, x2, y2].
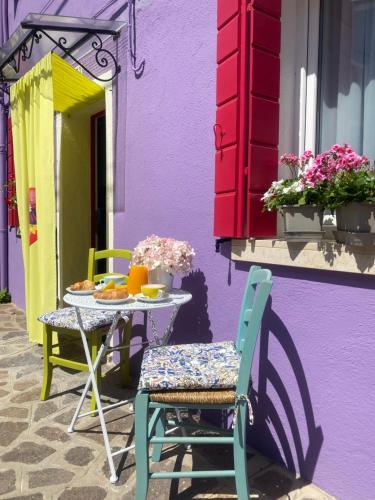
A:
[171, 269, 213, 344]
[250, 298, 323, 483]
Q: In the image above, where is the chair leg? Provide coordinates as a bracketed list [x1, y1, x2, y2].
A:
[233, 402, 250, 500]
[40, 325, 53, 400]
[135, 391, 150, 500]
[120, 315, 132, 386]
[90, 331, 102, 414]
[151, 409, 166, 462]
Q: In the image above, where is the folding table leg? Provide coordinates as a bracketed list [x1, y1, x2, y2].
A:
[68, 309, 126, 483]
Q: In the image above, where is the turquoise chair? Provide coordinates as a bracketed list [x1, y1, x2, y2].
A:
[134, 265, 272, 500]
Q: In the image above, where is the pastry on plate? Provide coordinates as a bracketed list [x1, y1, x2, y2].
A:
[94, 288, 129, 300]
[70, 280, 96, 291]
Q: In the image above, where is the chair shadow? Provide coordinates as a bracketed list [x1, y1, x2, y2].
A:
[172, 269, 213, 345]
[249, 298, 324, 483]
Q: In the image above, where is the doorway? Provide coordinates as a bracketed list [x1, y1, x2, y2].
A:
[91, 110, 107, 274]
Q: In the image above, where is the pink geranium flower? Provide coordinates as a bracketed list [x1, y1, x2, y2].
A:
[302, 144, 369, 187]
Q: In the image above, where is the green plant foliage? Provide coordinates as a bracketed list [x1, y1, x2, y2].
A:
[325, 169, 375, 210]
[262, 178, 326, 212]
[0, 289, 11, 304]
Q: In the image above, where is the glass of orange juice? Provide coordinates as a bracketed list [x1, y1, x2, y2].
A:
[127, 265, 148, 294]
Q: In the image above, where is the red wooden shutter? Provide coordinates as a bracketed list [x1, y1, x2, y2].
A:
[246, 0, 281, 237]
[7, 117, 18, 228]
[214, 0, 248, 237]
[214, 0, 281, 238]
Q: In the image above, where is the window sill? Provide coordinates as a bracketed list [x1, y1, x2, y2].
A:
[231, 238, 375, 274]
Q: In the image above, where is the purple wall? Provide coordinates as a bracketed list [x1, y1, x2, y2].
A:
[4, 1, 375, 498]
[7, 231, 25, 309]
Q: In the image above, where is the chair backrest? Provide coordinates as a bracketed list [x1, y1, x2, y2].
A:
[235, 265, 272, 395]
[87, 248, 133, 283]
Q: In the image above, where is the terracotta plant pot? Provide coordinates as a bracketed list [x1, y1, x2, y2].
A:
[335, 203, 375, 245]
[282, 205, 324, 241]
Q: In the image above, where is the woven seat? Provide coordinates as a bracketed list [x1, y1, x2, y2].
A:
[38, 307, 116, 332]
[139, 341, 240, 391]
[149, 389, 236, 404]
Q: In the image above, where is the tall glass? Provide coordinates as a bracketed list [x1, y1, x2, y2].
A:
[127, 265, 148, 294]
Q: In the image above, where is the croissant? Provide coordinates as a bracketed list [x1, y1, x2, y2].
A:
[94, 289, 129, 300]
[71, 280, 95, 291]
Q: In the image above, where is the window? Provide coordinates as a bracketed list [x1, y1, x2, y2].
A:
[317, 0, 375, 163]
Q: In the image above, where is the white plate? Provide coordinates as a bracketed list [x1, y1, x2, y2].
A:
[66, 287, 96, 295]
[95, 297, 133, 305]
[135, 293, 170, 303]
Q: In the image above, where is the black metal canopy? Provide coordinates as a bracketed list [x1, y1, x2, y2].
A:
[0, 13, 125, 90]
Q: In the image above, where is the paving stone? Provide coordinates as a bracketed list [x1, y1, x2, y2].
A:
[13, 378, 39, 391]
[0, 468, 16, 496]
[35, 426, 70, 443]
[58, 486, 107, 500]
[2, 331, 27, 341]
[1, 441, 55, 464]
[53, 409, 75, 425]
[0, 407, 29, 419]
[10, 386, 41, 404]
[64, 446, 95, 466]
[28, 467, 74, 488]
[3, 494, 43, 500]
[0, 421, 29, 446]
[34, 401, 59, 422]
[0, 351, 40, 369]
[0, 389, 9, 398]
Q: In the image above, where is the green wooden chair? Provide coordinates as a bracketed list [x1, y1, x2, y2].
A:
[134, 265, 272, 500]
[87, 248, 132, 284]
[39, 248, 133, 413]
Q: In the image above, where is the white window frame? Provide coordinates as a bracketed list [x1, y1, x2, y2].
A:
[279, 0, 320, 163]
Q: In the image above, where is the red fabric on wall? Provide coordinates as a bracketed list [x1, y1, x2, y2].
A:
[6, 117, 18, 229]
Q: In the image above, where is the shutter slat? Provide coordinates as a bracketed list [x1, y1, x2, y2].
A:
[217, 0, 240, 29]
[214, 193, 237, 237]
[249, 97, 279, 146]
[216, 52, 239, 106]
[248, 145, 278, 191]
[252, 9, 281, 54]
[252, 0, 281, 18]
[217, 15, 239, 64]
[215, 145, 237, 193]
[251, 49, 280, 99]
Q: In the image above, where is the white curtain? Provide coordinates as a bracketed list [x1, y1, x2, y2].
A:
[319, 0, 375, 162]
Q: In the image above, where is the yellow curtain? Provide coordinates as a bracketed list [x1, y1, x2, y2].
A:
[10, 52, 104, 343]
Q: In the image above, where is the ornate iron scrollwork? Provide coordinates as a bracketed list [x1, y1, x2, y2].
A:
[1, 29, 121, 84]
[36, 29, 121, 82]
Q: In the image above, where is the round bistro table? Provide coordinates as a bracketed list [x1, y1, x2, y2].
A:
[63, 289, 192, 482]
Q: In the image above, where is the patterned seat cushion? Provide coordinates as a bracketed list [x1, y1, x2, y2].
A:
[138, 341, 240, 390]
[38, 307, 116, 332]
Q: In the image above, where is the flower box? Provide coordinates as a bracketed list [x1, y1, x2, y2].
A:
[283, 205, 324, 241]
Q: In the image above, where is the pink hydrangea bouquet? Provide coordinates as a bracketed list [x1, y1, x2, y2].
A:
[132, 235, 195, 275]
